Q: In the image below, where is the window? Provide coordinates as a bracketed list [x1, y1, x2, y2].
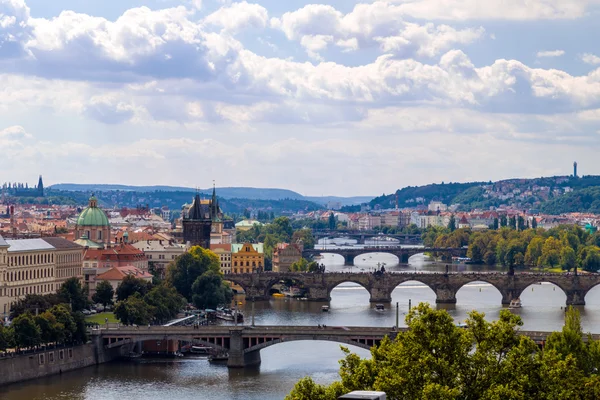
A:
[59, 350, 65, 360]
[39, 354, 45, 365]
[68, 349, 73, 358]
[48, 352, 55, 363]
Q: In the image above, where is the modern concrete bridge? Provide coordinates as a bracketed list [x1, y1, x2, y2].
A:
[94, 324, 600, 368]
[302, 246, 466, 265]
[223, 271, 600, 306]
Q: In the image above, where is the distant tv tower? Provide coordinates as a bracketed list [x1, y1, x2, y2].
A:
[574, 161, 578, 178]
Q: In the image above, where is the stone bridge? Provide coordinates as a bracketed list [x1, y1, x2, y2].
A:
[223, 271, 600, 306]
[94, 325, 394, 368]
[302, 246, 466, 265]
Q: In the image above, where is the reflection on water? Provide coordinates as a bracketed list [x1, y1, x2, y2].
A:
[4, 250, 600, 400]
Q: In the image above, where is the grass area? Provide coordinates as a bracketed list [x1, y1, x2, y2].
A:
[85, 312, 118, 324]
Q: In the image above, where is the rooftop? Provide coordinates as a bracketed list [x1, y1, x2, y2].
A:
[42, 237, 84, 250]
[6, 238, 56, 252]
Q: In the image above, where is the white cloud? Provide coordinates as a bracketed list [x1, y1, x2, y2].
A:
[203, 1, 268, 34]
[536, 50, 565, 58]
[0, 125, 32, 139]
[388, 0, 600, 20]
[582, 53, 600, 65]
[270, 2, 484, 59]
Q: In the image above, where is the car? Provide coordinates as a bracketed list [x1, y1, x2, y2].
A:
[90, 310, 97, 314]
[82, 309, 91, 315]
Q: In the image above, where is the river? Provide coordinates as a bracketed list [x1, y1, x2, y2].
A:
[3, 239, 600, 400]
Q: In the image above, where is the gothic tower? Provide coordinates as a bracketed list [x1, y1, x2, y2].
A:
[182, 193, 212, 248]
[37, 175, 44, 197]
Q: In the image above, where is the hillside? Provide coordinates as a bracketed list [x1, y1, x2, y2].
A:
[49, 183, 369, 206]
[344, 175, 600, 214]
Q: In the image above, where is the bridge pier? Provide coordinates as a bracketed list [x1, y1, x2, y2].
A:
[566, 290, 586, 306]
[501, 289, 520, 305]
[307, 286, 329, 302]
[369, 287, 392, 304]
[434, 286, 457, 304]
[245, 286, 269, 301]
[227, 328, 261, 368]
[344, 254, 355, 266]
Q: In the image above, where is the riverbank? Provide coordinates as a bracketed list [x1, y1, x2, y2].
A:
[0, 340, 121, 386]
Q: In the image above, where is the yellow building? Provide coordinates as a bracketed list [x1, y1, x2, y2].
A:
[231, 243, 264, 274]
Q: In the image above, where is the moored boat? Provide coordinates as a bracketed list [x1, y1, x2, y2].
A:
[375, 304, 385, 312]
[321, 305, 330, 312]
[509, 298, 522, 309]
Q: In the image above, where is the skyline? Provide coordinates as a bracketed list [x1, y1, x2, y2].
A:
[1, 0, 599, 196]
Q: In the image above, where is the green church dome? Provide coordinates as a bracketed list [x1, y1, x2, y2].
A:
[76, 195, 110, 227]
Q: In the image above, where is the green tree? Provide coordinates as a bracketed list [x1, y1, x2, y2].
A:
[35, 311, 62, 344]
[290, 258, 320, 272]
[10, 293, 63, 318]
[500, 215, 507, 227]
[524, 237, 544, 266]
[493, 217, 499, 230]
[92, 280, 115, 308]
[560, 246, 577, 271]
[579, 246, 600, 272]
[509, 216, 517, 230]
[114, 293, 155, 325]
[166, 247, 220, 300]
[0, 324, 14, 352]
[540, 236, 562, 268]
[191, 270, 233, 309]
[116, 275, 152, 301]
[448, 215, 456, 232]
[48, 305, 77, 344]
[58, 277, 88, 312]
[531, 217, 538, 229]
[144, 284, 186, 324]
[12, 313, 41, 349]
[328, 213, 336, 230]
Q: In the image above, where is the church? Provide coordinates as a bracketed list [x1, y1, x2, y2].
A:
[182, 186, 223, 248]
[2, 175, 44, 197]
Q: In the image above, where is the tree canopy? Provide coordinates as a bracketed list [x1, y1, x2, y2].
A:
[166, 246, 220, 301]
[286, 304, 600, 400]
[116, 275, 152, 301]
[92, 280, 115, 308]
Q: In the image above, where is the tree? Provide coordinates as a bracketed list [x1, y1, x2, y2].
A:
[540, 236, 562, 268]
[286, 303, 600, 400]
[560, 246, 576, 271]
[144, 284, 186, 324]
[579, 246, 600, 272]
[12, 313, 41, 349]
[500, 215, 507, 227]
[191, 270, 233, 310]
[509, 216, 517, 230]
[531, 217, 538, 229]
[493, 217, 499, 230]
[328, 212, 336, 230]
[10, 293, 63, 319]
[166, 247, 220, 300]
[448, 215, 456, 232]
[517, 215, 525, 231]
[116, 275, 152, 302]
[0, 324, 14, 352]
[35, 311, 62, 344]
[290, 258, 320, 272]
[92, 280, 115, 308]
[58, 277, 88, 312]
[48, 305, 77, 344]
[291, 229, 316, 249]
[524, 237, 544, 266]
[114, 293, 155, 326]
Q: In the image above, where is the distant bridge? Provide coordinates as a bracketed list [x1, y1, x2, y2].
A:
[94, 324, 600, 368]
[311, 230, 422, 245]
[223, 271, 600, 306]
[302, 246, 466, 265]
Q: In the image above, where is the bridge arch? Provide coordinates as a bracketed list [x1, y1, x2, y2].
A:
[244, 337, 375, 354]
[103, 335, 229, 353]
[518, 281, 568, 307]
[327, 280, 372, 302]
[391, 279, 437, 306]
[584, 282, 600, 304]
[455, 279, 505, 305]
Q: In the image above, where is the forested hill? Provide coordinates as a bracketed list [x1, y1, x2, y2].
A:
[344, 175, 600, 214]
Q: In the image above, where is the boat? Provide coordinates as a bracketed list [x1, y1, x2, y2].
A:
[509, 298, 522, 309]
[190, 346, 211, 355]
[375, 304, 385, 312]
[208, 352, 229, 362]
[321, 305, 330, 312]
[216, 308, 244, 323]
[272, 293, 285, 298]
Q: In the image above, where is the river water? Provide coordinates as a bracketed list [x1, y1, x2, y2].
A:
[4, 239, 600, 400]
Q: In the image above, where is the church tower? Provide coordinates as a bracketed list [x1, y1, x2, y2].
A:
[182, 192, 212, 248]
[37, 175, 44, 197]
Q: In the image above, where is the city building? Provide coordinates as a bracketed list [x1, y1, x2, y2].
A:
[231, 243, 264, 274]
[428, 201, 448, 212]
[41, 237, 84, 287]
[0, 236, 84, 318]
[132, 239, 187, 278]
[74, 195, 111, 246]
[358, 214, 381, 231]
[272, 243, 303, 273]
[210, 243, 232, 274]
[235, 219, 262, 232]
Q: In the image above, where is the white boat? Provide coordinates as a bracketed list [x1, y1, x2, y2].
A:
[509, 298, 522, 309]
[321, 305, 330, 312]
[375, 304, 385, 312]
[191, 346, 211, 354]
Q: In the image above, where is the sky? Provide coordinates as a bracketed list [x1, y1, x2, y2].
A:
[0, 0, 600, 197]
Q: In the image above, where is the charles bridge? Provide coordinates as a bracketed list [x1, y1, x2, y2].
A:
[223, 271, 600, 306]
[302, 246, 466, 265]
[93, 324, 600, 368]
